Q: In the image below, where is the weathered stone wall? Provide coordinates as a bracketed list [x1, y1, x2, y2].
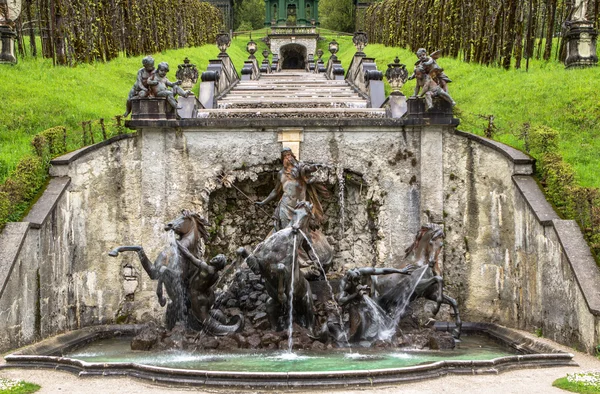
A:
[1, 122, 599, 354]
[270, 38, 317, 59]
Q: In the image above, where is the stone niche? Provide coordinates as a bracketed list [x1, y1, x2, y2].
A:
[205, 165, 377, 272]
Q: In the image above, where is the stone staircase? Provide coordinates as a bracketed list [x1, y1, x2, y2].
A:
[198, 70, 386, 118]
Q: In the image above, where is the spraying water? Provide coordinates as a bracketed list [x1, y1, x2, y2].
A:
[362, 296, 395, 341]
[389, 266, 429, 329]
[287, 233, 297, 353]
[336, 167, 346, 237]
[298, 229, 352, 349]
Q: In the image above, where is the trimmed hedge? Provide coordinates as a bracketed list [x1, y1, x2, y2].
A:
[527, 125, 600, 259]
[0, 127, 69, 230]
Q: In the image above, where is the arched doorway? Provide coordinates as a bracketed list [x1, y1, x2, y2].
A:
[280, 43, 306, 69]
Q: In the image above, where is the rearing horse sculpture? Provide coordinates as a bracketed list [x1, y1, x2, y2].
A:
[372, 224, 462, 338]
[109, 210, 243, 335]
[237, 201, 316, 333]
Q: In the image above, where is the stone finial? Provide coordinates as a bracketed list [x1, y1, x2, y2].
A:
[385, 56, 408, 94]
[176, 58, 199, 92]
[246, 39, 257, 59]
[352, 31, 368, 55]
[216, 31, 231, 56]
[328, 40, 339, 61]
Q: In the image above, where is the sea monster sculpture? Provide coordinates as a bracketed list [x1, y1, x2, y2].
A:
[337, 267, 409, 342]
[237, 201, 318, 334]
[108, 210, 243, 335]
[372, 224, 462, 338]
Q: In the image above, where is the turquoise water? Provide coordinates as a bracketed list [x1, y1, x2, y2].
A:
[64, 334, 516, 372]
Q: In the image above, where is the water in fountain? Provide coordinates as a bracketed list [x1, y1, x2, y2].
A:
[287, 233, 297, 353]
[164, 229, 186, 322]
[336, 167, 346, 236]
[389, 266, 429, 329]
[298, 229, 351, 348]
[362, 296, 395, 341]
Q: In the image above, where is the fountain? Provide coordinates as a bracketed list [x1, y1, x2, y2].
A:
[2, 46, 589, 387]
[3, 145, 576, 387]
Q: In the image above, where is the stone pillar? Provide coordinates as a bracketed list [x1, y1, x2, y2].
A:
[278, 0, 286, 25]
[277, 128, 303, 159]
[265, 0, 271, 26]
[0, 26, 17, 64]
[565, 21, 598, 68]
[298, 0, 306, 25]
[419, 127, 444, 224]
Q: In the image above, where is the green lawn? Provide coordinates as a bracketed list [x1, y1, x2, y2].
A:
[324, 32, 600, 189]
[0, 29, 598, 191]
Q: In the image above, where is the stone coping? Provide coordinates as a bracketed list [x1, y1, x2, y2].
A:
[553, 220, 600, 315]
[512, 176, 560, 226]
[50, 133, 136, 166]
[126, 117, 460, 129]
[454, 130, 534, 165]
[0, 222, 29, 299]
[512, 177, 600, 317]
[23, 177, 70, 229]
[2, 323, 575, 388]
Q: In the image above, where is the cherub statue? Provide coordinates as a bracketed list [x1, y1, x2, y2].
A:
[123, 56, 155, 117]
[408, 48, 452, 95]
[414, 65, 456, 111]
[147, 62, 190, 110]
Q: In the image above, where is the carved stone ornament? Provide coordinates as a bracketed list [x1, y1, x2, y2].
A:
[328, 40, 339, 58]
[0, 0, 22, 26]
[246, 39, 257, 59]
[216, 31, 231, 55]
[262, 49, 270, 59]
[385, 56, 409, 93]
[176, 58, 199, 91]
[352, 31, 368, 54]
[0, 0, 21, 64]
[316, 48, 324, 60]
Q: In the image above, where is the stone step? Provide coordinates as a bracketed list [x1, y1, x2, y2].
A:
[216, 101, 369, 109]
[225, 92, 361, 98]
[218, 96, 366, 103]
[197, 107, 386, 118]
[237, 82, 348, 87]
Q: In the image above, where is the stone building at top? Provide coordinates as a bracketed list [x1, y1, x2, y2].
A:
[264, 0, 319, 26]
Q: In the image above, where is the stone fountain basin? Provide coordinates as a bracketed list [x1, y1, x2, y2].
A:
[2, 323, 575, 388]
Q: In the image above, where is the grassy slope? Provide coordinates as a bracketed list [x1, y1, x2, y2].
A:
[0, 30, 598, 188]
[0, 33, 269, 180]
[324, 32, 600, 188]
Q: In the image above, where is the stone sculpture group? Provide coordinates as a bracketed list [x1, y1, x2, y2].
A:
[123, 56, 194, 118]
[110, 148, 462, 350]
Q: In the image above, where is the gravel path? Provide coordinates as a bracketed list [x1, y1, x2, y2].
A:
[1, 330, 599, 394]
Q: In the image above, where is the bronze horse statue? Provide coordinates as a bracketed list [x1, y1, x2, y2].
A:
[372, 224, 462, 338]
[237, 201, 317, 333]
[109, 210, 243, 335]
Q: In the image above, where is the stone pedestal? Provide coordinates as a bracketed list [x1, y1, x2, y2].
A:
[406, 97, 454, 122]
[178, 94, 201, 119]
[565, 21, 598, 68]
[384, 93, 407, 118]
[131, 98, 177, 120]
[0, 26, 17, 64]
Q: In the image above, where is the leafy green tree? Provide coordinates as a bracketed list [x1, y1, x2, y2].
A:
[234, 0, 266, 30]
[319, 0, 355, 32]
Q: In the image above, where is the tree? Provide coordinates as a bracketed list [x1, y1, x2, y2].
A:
[234, 0, 266, 30]
[320, 0, 355, 32]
